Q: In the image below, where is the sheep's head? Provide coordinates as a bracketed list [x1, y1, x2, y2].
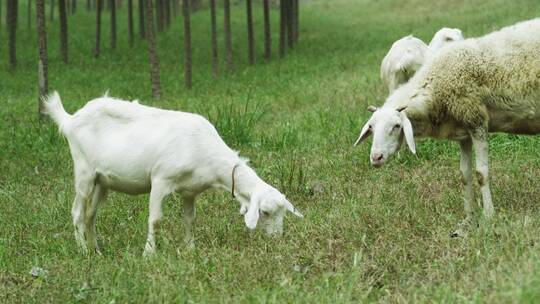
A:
[243, 185, 303, 236]
[429, 28, 464, 50]
[354, 106, 416, 167]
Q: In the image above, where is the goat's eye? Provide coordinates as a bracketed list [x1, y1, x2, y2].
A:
[444, 37, 452, 41]
[368, 125, 372, 129]
[393, 124, 401, 130]
[260, 210, 270, 216]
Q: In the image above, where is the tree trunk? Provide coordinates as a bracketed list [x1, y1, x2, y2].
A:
[209, 0, 217, 76]
[164, 0, 169, 28]
[27, 0, 31, 28]
[86, 0, 90, 11]
[94, 0, 102, 57]
[279, 0, 285, 58]
[246, 0, 253, 65]
[182, 0, 191, 88]
[263, 0, 271, 60]
[144, 0, 161, 98]
[7, 0, 17, 68]
[155, 0, 163, 32]
[172, 0, 177, 17]
[138, 0, 145, 38]
[36, 0, 48, 118]
[71, 0, 76, 14]
[128, 0, 133, 46]
[49, 0, 54, 21]
[286, 0, 293, 49]
[110, 0, 116, 49]
[59, 0, 68, 63]
[293, 0, 298, 43]
[0, 0, 3, 32]
[223, 0, 232, 72]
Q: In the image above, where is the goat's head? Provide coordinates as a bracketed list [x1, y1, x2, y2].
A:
[243, 185, 303, 236]
[354, 106, 416, 167]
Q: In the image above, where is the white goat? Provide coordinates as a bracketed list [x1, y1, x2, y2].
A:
[357, 18, 540, 235]
[429, 27, 464, 51]
[381, 28, 464, 92]
[380, 35, 430, 93]
[42, 92, 303, 255]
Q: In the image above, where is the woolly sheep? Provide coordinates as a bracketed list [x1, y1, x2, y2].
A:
[380, 35, 430, 93]
[42, 93, 303, 255]
[356, 18, 540, 235]
[429, 27, 464, 51]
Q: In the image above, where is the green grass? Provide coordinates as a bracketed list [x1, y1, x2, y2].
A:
[1, 0, 540, 302]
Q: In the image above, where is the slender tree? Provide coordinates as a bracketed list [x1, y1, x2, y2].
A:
[224, 0, 233, 72]
[209, 0, 217, 76]
[94, 0, 102, 57]
[293, 0, 299, 43]
[263, 0, 271, 60]
[155, 0, 163, 32]
[279, 0, 285, 58]
[128, 0, 133, 46]
[27, 0, 31, 28]
[71, 0, 76, 14]
[36, 0, 48, 118]
[138, 0, 145, 38]
[7, 0, 17, 68]
[86, 0, 90, 10]
[110, 0, 116, 49]
[50, 0, 54, 20]
[164, 0, 170, 28]
[0, 0, 2, 31]
[144, 0, 161, 98]
[246, 0, 254, 65]
[286, 0, 293, 49]
[59, 0, 68, 63]
[183, 0, 191, 88]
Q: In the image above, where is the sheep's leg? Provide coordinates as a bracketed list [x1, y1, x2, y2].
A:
[144, 182, 170, 256]
[72, 174, 95, 253]
[452, 138, 475, 237]
[471, 128, 495, 218]
[182, 195, 196, 249]
[85, 183, 107, 255]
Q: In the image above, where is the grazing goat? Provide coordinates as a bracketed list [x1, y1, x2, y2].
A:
[356, 18, 540, 235]
[429, 27, 464, 51]
[43, 93, 303, 255]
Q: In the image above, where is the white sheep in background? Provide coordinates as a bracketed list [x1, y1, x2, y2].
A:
[429, 27, 464, 51]
[42, 93, 303, 255]
[356, 18, 540, 235]
[380, 35, 430, 93]
[381, 28, 464, 93]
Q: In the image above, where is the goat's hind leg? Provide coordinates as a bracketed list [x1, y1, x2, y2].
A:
[144, 180, 171, 256]
[470, 128, 494, 218]
[452, 138, 476, 237]
[72, 171, 96, 253]
[182, 195, 196, 249]
[85, 182, 107, 255]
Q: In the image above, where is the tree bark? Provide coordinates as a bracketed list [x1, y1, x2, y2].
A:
[110, 0, 116, 49]
[182, 0, 191, 88]
[7, 0, 17, 68]
[263, 0, 271, 60]
[138, 0, 145, 38]
[49, 0, 54, 21]
[128, 0, 133, 46]
[224, 0, 233, 72]
[286, 0, 293, 49]
[246, 0, 254, 65]
[59, 0, 68, 63]
[94, 0, 102, 57]
[209, 0, 217, 76]
[144, 0, 161, 98]
[36, 0, 48, 118]
[27, 0, 31, 28]
[279, 0, 285, 58]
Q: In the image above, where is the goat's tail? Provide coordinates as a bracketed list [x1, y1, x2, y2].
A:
[41, 91, 71, 130]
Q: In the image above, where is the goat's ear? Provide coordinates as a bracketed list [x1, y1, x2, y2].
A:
[396, 106, 407, 112]
[354, 122, 372, 146]
[244, 194, 260, 229]
[367, 105, 378, 112]
[283, 199, 303, 218]
[400, 112, 416, 154]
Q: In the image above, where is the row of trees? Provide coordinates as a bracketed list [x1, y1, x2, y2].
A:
[3, 0, 300, 114]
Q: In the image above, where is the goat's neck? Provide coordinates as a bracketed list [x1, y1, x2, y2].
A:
[214, 161, 264, 200]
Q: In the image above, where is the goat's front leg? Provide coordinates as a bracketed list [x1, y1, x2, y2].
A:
[144, 181, 170, 256]
[470, 128, 494, 218]
[182, 195, 196, 249]
[452, 138, 475, 237]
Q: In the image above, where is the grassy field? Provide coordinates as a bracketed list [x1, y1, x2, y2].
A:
[1, 0, 540, 302]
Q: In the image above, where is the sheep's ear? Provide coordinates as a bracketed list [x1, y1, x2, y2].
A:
[283, 199, 303, 218]
[367, 105, 378, 112]
[354, 122, 371, 146]
[400, 112, 416, 154]
[244, 195, 260, 229]
[396, 106, 407, 112]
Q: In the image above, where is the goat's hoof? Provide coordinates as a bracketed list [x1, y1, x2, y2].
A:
[185, 241, 195, 250]
[450, 229, 467, 238]
[483, 208, 495, 218]
[143, 243, 156, 257]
